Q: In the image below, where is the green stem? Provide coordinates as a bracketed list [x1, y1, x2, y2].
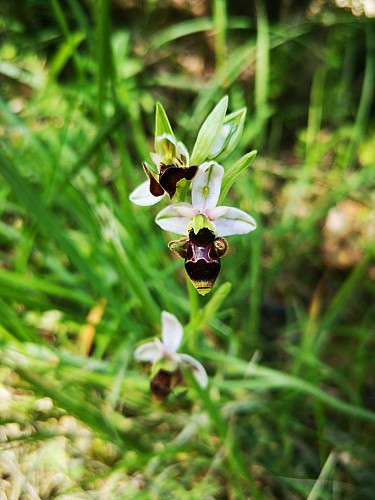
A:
[186, 276, 200, 350]
[212, 0, 227, 69]
[254, 0, 270, 148]
[49, 0, 84, 82]
[189, 373, 262, 499]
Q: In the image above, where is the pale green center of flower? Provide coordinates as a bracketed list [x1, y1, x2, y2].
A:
[188, 214, 216, 235]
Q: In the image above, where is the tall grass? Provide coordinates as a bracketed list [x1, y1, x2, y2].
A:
[0, 1, 374, 497]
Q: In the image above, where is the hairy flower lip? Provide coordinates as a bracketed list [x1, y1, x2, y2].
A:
[184, 233, 221, 292]
[169, 229, 229, 295]
[159, 164, 198, 198]
[150, 369, 183, 401]
[143, 162, 198, 199]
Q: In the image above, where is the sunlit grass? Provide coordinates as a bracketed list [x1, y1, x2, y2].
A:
[0, 1, 374, 498]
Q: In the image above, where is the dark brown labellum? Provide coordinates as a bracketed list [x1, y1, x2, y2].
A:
[169, 229, 228, 294]
[150, 369, 183, 401]
[159, 164, 198, 198]
[143, 162, 198, 199]
[185, 229, 220, 293]
[170, 228, 228, 295]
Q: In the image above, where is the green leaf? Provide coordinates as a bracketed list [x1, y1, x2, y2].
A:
[0, 145, 118, 307]
[209, 352, 375, 424]
[219, 150, 257, 204]
[0, 297, 39, 342]
[190, 96, 228, 165]
[185, 282, 232, 340]
[154, 101, 175, 154]
[186, 369, 260, 498]
[201, 281, 232, 324]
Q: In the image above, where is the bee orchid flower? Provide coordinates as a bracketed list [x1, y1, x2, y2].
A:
[134, 311, 208, 399]
[155, 161, 257, 294]
[155, 161, 256, 237]
[130, 134, 198, 206]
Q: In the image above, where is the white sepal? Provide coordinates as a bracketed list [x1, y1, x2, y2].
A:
[134, 339, 163, 362]
[129, 180, 165, 206]
[155, 204, 191, 234]
[161, 311, 183, 354]
[179, 354, 208, 388]
[212, 207, 257, 237]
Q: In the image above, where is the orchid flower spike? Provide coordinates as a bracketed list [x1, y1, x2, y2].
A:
[134, 311, 208, 399]
[155, 161, 257, 237]
[130, 134, 198, 206]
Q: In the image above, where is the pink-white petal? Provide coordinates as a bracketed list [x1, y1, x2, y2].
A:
[155, 205, 191, 234]
[134, 340, 163, 362]
[161, 311, 183, 354]
[213, 207, 257, 237]
[205, 206, 230, 220]
[130, 180, 165, 206]
[174, 203, 199, 218]
[192, 161, 224, 211]
[179, 354, 208, 388]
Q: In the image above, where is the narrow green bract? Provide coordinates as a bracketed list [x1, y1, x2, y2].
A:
[154, 101, 175, 155]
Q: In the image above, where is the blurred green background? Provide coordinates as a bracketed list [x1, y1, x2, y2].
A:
[0, 0, 374, 498]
